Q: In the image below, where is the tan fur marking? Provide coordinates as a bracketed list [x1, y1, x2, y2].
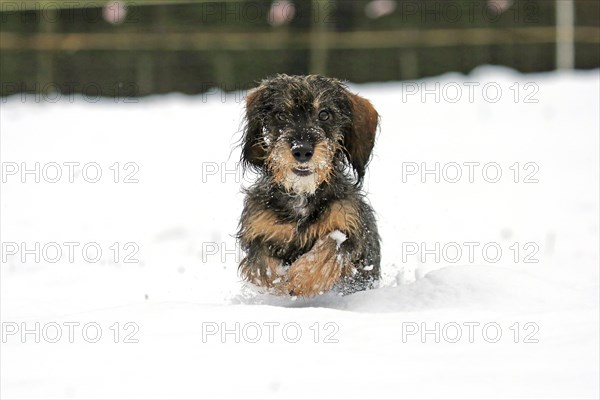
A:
[283, 96, 294, 110]
[242, 210, 295, 243]
[311, 141, 336, 186]
[283, 237, 349, 296]
[242, 200, 360, 248]
[304, 200, 360, 243]
[266, 140, 297, 187]
[312, 98, 321, 113]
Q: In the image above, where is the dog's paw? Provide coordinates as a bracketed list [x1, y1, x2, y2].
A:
[285, 236, 345, 297]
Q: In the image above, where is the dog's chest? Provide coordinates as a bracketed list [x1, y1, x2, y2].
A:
[292, 195, 309, 218]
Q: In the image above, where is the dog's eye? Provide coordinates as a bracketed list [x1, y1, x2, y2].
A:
[318, 110, 330, 121]
[276, 112, 287, 122]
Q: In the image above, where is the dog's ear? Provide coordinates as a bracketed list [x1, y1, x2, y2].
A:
[241, 85, 268, 168]
[344, 91, 379, 182]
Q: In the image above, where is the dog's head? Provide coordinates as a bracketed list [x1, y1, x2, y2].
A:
[241, 74, 378, 194]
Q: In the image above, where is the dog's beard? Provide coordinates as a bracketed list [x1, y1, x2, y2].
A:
[266, 138, 336, 195]
[283, 171, 319, 194]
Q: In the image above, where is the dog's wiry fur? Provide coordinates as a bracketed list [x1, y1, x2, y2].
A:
[237, 74, 380, 297]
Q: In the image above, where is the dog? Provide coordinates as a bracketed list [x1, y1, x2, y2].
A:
[237, 74, 380, 297]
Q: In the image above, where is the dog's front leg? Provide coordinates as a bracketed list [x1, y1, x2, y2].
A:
[239, 246, 286, 290]
[285, 234, 348, 297]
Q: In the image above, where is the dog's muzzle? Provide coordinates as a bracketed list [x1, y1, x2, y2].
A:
[291, 141, 314, 163]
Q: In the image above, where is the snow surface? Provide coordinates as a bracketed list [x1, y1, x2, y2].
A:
[1, 66, 599, 399]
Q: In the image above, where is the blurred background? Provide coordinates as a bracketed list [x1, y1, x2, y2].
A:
[1, 0, 599, 98]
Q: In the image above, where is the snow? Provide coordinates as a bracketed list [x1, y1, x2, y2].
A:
[328, 230, 347, 247]
[1, 66, 599, 399]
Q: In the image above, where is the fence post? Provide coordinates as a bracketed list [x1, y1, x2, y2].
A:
[309, 0, 331, 75]
[556, 0, 575, 70]
[37, 7, 55, 93]
[399, 49, 419, 80]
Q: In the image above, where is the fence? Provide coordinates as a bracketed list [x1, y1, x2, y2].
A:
[1, 0, 599, 97]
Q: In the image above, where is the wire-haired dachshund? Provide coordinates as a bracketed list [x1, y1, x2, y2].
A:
[237, 74, 380, 297]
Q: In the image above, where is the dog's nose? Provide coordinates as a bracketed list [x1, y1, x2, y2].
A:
[292, 142, 314, 162]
